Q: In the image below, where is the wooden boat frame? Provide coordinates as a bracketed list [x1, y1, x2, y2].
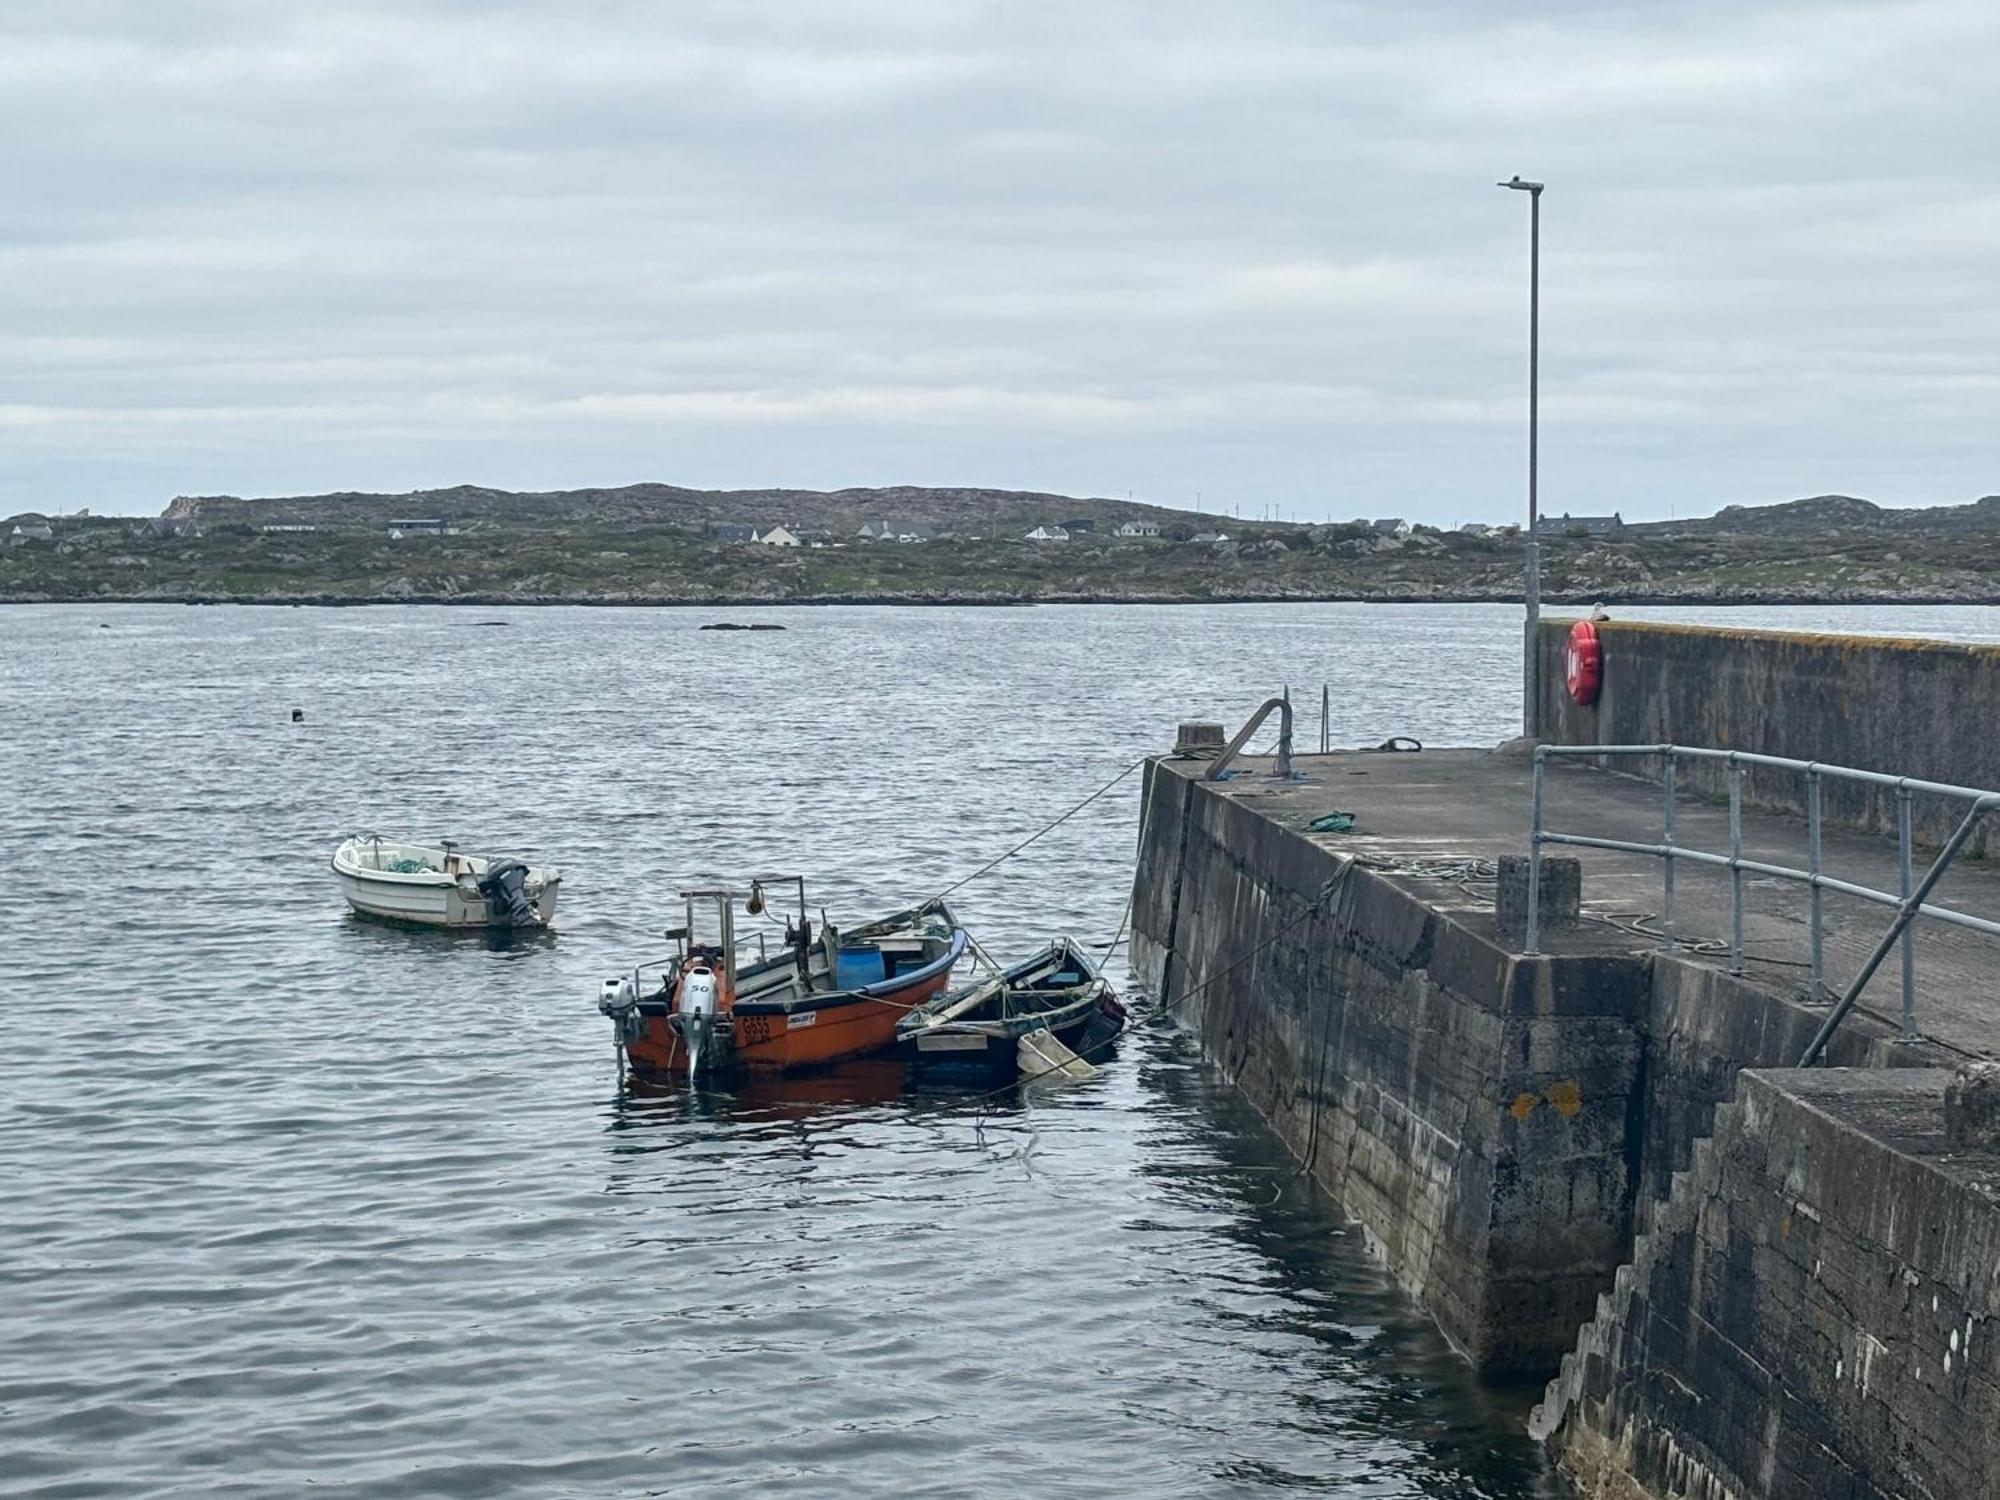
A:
[895, 937, 1117, 1076]
[605, 877, 966, 1081]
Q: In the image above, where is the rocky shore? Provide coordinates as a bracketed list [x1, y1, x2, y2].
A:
[8, 485, 2000, 608]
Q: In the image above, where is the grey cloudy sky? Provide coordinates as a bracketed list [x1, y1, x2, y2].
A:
[3, 1, 1995, 521]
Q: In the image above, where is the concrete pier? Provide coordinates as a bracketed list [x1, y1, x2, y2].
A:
[1131, 690, 2000, 1493]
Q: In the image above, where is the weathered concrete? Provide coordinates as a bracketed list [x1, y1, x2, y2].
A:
[1531, 1069, 2000, 1500]
[1948, 1062, 2000, 1151]
[1131, 753, 1655, 1375]
[1140, 620, 2000, 1496]
[1538, 617, 2000, 850]
[1131, 742, 2000, 1407]
[1498, 854, 1581, 936]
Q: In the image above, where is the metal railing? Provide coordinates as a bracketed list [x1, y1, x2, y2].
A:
[1205, 695, 1293, 780]
[1526, 744, 2000, 1065]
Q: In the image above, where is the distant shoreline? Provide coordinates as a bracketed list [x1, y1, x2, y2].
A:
[7, 589, 1998, 609]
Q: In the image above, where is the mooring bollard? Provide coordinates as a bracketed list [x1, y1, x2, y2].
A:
[1175, 722, 1225, 755]
[1498, 854, 1580, 943]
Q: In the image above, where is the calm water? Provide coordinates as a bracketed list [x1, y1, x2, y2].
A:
[7, 600, 1998, 1499]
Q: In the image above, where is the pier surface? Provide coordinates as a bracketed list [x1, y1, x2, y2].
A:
[1132, 715, 2000, 1497]
[1206, 744, 2000, 1062]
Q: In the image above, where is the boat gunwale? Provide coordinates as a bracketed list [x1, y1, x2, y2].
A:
[732, 928, 969, 1016]
[330, 837, 561, 890]
[895, 937, 1102, 1034]
[895, 978, 1107, 1043]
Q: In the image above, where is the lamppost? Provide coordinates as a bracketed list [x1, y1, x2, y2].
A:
[1499, 174, 1543, 738]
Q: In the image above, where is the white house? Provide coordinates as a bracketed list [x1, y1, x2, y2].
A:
[757, 525, 802, 547]
[1023, 525, 1070, 542]
[1189, 530, 1230, 544]
[1115, 520, 1161, 538]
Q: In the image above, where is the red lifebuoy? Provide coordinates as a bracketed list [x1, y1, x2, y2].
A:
[1565, 620, 1603, 705]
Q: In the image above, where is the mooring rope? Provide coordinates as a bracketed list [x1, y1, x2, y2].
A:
[960, 870, 1351, 1108]
[931, 756, 1148, 903]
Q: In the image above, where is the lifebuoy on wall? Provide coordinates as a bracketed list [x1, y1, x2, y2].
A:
[1565, 620, 1603, 705]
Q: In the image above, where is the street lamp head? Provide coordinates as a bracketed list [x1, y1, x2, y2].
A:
[1498, 174, 1544, 193]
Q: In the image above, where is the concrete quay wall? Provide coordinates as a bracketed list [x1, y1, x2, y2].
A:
[1532, 1070, 2000, 1500]
[1537, 618, 2000, 850]
[1131, 753, 1941, 1485]
[1130, 759, 1653, 1375]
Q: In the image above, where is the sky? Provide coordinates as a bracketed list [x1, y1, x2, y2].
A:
[2, 1, 1995, 522]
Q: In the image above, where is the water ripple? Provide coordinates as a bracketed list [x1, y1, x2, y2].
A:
[11, 601, 1976, 1496]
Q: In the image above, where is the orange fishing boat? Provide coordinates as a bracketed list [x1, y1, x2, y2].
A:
[598, 878, 966, 1082]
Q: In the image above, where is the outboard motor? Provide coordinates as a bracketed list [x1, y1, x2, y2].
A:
[671, 964, 722, 1077]
[478, 858, 538, 927]
[598, 973, 644, 1049]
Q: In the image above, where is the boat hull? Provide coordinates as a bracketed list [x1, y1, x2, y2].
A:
[625, 966, 954, 1081]
[898, 1009, 1095, 1078]
[337, 869, 560, 928]
[331, 838, 560, 930]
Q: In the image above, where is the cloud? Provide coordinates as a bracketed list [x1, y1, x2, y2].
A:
[0, 0, 1994, 518]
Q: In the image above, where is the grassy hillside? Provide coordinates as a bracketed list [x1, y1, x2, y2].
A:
[8, 487, 2000, 605]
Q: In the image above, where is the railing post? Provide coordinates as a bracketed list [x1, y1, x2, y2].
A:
[1800, 797, 1997, 1065]
[1526, 752, 1546, 956]
[1898, 784, 1916, 1040]
[1728, 760, 1745, 974]
[1276, 693, 1293, 778]
[1807, 768, 1824, 1000]
[1321, 684, 1330, 754]
[1661, 751, 1676, 932]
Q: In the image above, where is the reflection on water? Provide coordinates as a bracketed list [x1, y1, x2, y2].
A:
[10, 601, 1978, 1496]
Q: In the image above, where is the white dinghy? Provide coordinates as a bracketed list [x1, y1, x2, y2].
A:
[331, 835, 561, 930]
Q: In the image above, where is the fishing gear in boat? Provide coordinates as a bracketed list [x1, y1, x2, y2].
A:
[598, 877, 968, 1085]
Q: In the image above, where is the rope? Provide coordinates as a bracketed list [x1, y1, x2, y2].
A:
[959, 870, 1350, 1107]
[1297, 903, 1334, 1180]
[1148, 871, 1348, 1021]
[1096, 885, 1135, 963]
[932, 756, 1147, 902]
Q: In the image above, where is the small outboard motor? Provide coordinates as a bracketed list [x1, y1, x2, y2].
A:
[672, 964, 722, 1077]
[478, 858, 538, 927]
[598, 973, 644, 1049]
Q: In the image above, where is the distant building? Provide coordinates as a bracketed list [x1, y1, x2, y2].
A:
[1059, 518, 1096, 535]
[855, 521, 885, 541]
[260, 524, 319, 534]
[137, 517, 201, 540]
[1537, 511, 1626, 536]
[893, 520, 940, 543]
[1023, 525, 1070, 542]
[711, 523, 759, 543]
[1459, 522, 1495, 536]
[385, 518, 455, 535]
[757, 525, 802, 547]
[7, 523, 54, 545]
[1189, 530, 1230, 544]
[1115, 520, 1160, 538]
[1370, 518, 1411, 536]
